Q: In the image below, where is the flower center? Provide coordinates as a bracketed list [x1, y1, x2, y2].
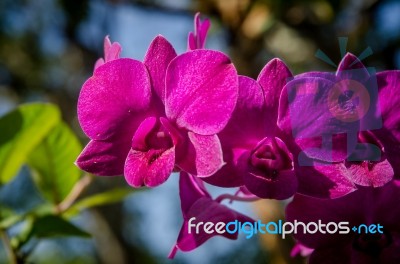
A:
[147, 129, 173, 151]
[131, 118, 175, 165]
[249, 137, 292, 181]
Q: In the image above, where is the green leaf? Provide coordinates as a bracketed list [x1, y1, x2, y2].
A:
[0, 103, 60, 184]
[65, 188, 136, 217]
[28, 215, 90, 239]
[28, 122, 82, 204]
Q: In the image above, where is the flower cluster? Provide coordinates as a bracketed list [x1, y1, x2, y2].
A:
[76, 13, 400, 261]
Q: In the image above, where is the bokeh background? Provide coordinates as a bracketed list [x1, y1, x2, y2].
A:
[0, 0, 399, 263]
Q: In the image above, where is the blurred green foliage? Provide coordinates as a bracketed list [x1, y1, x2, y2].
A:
[0, 103, 136, 263]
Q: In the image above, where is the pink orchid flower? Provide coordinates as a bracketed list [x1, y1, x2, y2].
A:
[202, 59, 298, 200]
[278, 53, 396, 199]
[76, 35, 238, 188]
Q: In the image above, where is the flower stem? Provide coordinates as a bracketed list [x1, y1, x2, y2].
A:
[57, 173, 93, 213]
[0, 229, 17, 264]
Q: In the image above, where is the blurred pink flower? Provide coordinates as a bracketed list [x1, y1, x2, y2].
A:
[168, 172, 253, 258]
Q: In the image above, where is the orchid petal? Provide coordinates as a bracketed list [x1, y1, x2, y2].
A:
[124, 146, 175, 188]
[165, 50, 238, 135]
[176, 133, 224, 177]
[94, 36, 121, 70]
[78, 59, 151, 141]
[75, 137, 131, 176]
[105, 42, 122, 63]
[278, 77, 359, 162]
[257, 58, 292, 129]
[336, 53, 369, 82]
[188, 13, 211, 50]
[244, 169, 297, 200]
[172, 198, 249, 255]
[187, 32, 196, 51]
[295, 163, 356, 199]
[294, 71, 336, 82]
[220, 76, 267, 147]
[170, 173, 254, 258]
[374, 71, 400, 176]
[201, 148, 247, 187]
[144, 35, 177, 103]
[124, 117, 175, 187]
[179, 172, 211, 217]
[345, 159, 393, 187]
[244, 137, 297, 200]
[94, 58, 105, 70]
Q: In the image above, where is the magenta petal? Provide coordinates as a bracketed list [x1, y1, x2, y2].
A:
[105, 43, 122, 63]
[257, 58, 292, 129]
[78, 59, 151, 140]
[376, 71, 400, 131]
[244, 137, 297, 199]
[374, 71, 400, 176]
[169, 173, 254, 259]
[177, 133, 224, 177]
[94, 36, 122, 70]
[94, 58, 105, 70]
[294, 71, 336, 82]
[144, 35, 177, 103]
[187, 32, 196, 51]
[244, 169, 297, 200]
[165, 50, 238, 135]
[179, 172, 211, 217]
[201, 148, 247, 187]
[173, 198, 250, 254]
[103, 36, 112, 58]
[124, 117, 175, 187]
[219, 76, 267, 148]
[336, 53, 369, 82]
[204, 76, 265, 187]
[104, 36, 122, 62]
[295, 163, 356, 199]
[188, 13, 211, 50]
[278, 77, 359, 162]
[124, 146, 175, 188]
[76, 138, 130, 176]
[290, 243, 314, 257]
[346, 159, 394, 187]
[130, 117, 157, 151]
[189, 133, 224, 177]
[197, 17, 210, 49]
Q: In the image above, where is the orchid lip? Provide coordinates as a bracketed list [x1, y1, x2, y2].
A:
[132, 117, 174, 153]
[249, 137, 293, 181]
